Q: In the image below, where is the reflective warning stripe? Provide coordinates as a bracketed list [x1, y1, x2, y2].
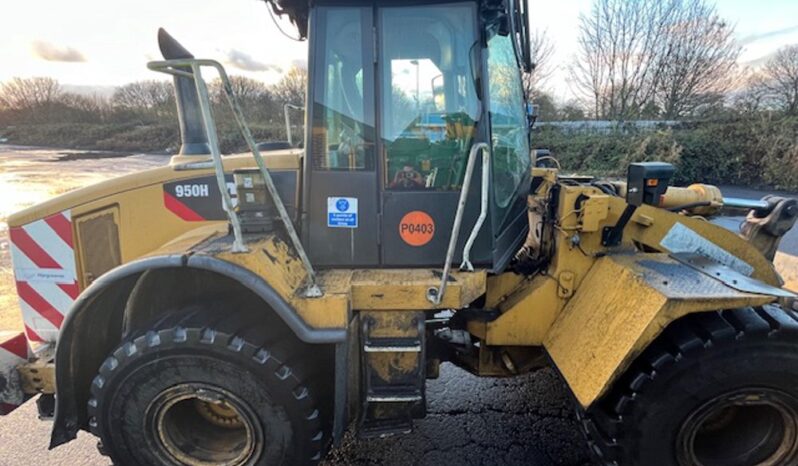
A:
[0, 332, 31, 415]
[15, 282, 66, 328]
[9, 211, 78, 343]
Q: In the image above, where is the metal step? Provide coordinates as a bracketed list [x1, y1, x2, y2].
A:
[359, 311, 427, 437]
[363, 337, 422, 353]
[359, 417, 414, 439]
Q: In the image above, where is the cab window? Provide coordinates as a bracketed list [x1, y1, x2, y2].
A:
[380, 3, 479, 190]
[311, 7, 375, 171]
[487, 33, 530, 208]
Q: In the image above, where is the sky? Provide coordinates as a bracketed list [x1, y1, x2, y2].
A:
[3, 0, 798, 101]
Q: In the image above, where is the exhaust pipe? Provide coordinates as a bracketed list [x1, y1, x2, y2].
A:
[158, 28, 210, 155]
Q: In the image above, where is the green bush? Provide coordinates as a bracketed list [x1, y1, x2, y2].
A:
[533, 117, 798, 190]
[533, 126, 681, 177]
[2, 122, 288, 155]
[5, 116, 798, 191]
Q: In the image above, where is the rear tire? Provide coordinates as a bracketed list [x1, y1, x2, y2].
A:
[87, 303, 330, 466]
[581, 305, 798, 466]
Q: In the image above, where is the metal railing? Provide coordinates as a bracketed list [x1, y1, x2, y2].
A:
[460, 144, 491, 272]
[427, 142, 490, 305]
[147, 58, 322, 298]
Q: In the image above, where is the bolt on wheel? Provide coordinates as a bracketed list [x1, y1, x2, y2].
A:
[148, 383, 263, 466]
[677, 388, 798, 466]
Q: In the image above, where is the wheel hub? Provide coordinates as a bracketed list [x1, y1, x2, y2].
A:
[677, 388, 798, 466]
[146, 383, 263, 466]
[194, 398, 245, 429]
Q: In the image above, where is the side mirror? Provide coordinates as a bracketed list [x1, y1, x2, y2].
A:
[527, 103, 539, 128]
[626, 162, 675, 207]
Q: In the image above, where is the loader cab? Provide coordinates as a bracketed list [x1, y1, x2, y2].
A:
[301, 0, 533, 270]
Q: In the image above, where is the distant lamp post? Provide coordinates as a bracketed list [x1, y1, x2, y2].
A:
[410, 59, 420, 112]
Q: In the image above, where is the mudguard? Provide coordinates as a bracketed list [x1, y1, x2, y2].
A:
[544, 253, 794, 408]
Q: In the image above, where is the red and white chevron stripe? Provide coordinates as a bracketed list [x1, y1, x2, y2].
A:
[9, 211, 79, 343]
[0, 331, 31, 415]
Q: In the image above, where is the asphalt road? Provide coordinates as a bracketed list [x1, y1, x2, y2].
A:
[0, 365, 587, 466]
[0, 147, 795, 466]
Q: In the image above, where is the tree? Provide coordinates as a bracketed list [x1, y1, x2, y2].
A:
[272, 66, 307, 106]
[210, 75, 278, 124]
[654, 1, 739, 118]
[111, 80, 174, 119]
[571, 0, 738, 120]
[523, 29, 555, 100]
[533, 92, 559, 121]
[760, 45, 798, 116]
[559, 101, 586, 121]
[210, 75, 271, 104]
[56, 92, 113, 123]
[0, 77, 62, 111]
[571, 0, 671, 120]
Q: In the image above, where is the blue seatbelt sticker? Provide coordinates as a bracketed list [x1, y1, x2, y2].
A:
[327, 197, 358, 228]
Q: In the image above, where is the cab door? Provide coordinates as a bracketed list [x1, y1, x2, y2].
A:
[377, 2, 490, 266]
[304, 4, 379, 267]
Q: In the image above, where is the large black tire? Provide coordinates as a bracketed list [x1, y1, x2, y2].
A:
[581, 305, 798, 466]
[87, 303, 331, 466]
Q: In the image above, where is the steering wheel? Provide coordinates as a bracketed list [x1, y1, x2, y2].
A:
[390, 166, 426, 189]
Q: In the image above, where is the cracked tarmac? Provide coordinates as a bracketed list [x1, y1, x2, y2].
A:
[0, 363, 593, 466]
[323, 364, 593, 466]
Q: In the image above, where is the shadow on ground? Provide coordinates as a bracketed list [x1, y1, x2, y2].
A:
[324, 364, 592, 466]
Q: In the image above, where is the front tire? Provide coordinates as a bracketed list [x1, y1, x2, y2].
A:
[581, 305, 798, 466]
[87, 304, 330, 466]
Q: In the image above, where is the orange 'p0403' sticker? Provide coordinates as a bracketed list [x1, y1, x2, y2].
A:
[399, 211, 435, 247]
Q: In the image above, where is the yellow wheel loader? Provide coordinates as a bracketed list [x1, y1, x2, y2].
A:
[2, 0, 798, 464]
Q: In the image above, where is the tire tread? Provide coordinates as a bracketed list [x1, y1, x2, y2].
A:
[87, 303, 329, 465]
[579, 306, 798, 465]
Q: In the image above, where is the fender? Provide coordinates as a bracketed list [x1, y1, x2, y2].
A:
[543, 252, 794, 408]
[50, 254, 345, 448]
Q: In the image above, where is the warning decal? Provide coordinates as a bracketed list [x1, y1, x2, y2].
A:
[327, 197, 358, 228]
[399, 211, 435, 247]
[163, 175, 236, 222]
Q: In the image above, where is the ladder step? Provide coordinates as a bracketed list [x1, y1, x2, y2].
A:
[366, 394, 423, 403]
[359, 418, 413, 439]
[363, 336, 421, 353]
[363, 344, 421, 353]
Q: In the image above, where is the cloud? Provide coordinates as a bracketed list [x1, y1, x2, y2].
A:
[291, 58, 308, 70]
[31, 40, 86, 62]
[739, 25, 798, 46]
[225, 49, 282, 73]
[743, 51, 778, 68]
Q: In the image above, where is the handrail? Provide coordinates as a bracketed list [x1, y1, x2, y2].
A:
[427, 142, 490, 305]
[147, 59, 322, 297]
[460, 144, 491, 272]
[283, 103, 304, 147]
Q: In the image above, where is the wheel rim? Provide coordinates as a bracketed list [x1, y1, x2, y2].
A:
[146, 383, 264, 466]
[677, 388, 798, 466]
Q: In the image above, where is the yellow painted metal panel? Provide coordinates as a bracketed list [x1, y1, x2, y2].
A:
[7, 152, 299, 227]
[215, 236, 350, 329]
[543, 254, 775, 408]
[349, 269, 486, 310]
